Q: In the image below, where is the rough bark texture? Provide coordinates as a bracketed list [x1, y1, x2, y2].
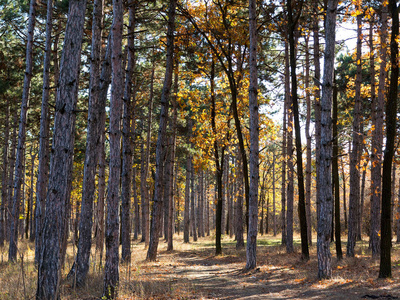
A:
[36, 0, 87, 297]
[9, 0, 36, 262]
[146, 0, 176, 261]
[379, 0, 398, 279]
[281, 86, 287, 246]
[245, 0, 259, 270]
[68, 0, 104, 285]
[235, 150, 244, 249]
[347, 11, 363, 258]
[102, 0, 123, 295]
[370, 3, 387, 258]
[121, 2, 136, 263]
[317, 0, 338, 279]
[190, 165, 197, 242]
[34, 0, 52, 264]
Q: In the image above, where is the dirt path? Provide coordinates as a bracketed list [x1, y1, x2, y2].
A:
[125, 236, 400, 300]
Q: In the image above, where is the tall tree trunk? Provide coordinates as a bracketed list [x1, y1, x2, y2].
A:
[9, 0, 36, 262]
[317, 0, 338, 279]
[36, 0, 88, 296]
[305, 34, 312, 245]
[102, 0, 123, 295]
[183, 141, 192, 243]
[313, 0, 322, 221]
[121, 1, 136, 263]
[133, 166, 140, 240]
[333, 75, 343, 260]
[35, 0, 52, 263]
[285, 39, 294, 254]
[245, 0, 259, 269]
[94, 31, 113, 260]
[287, 0, 309, 260]
[341, 155, 348, 230]
[370, 3, 386, 257]
[141, 58, 155, 245]
[281, 84, 287, 246]
[146, 0, 176, 261]
[347, 9, 363, 258]
[67, 0, 104, 285]
[379, 0, 398, 278]
[167, 68, 178, 250]
[199, 171, 204, 238]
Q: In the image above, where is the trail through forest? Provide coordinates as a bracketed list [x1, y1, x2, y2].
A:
[55, 235, 400, 299]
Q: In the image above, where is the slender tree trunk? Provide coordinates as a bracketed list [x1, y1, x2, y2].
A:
[317, 0, 338, 279]
[34, 0, 52, 263]
[102, 0, 123, 294]
[141, 58, 155, 245]
[7, 111, 18, 243]
[0, 99, 9, 247]
[370, 4, 386, 257]
[281, 85, 287, 246]
[347, 10, 363, 258]
[235, 150, 244, 249]
[183, 125, 192, 243]
[245, 0, 259, 269]
[305, 34, 312, 245]
[341, 156, 348, 230]
[36, 0, 88, 296]
[67, 0, 104, 284]
[167, 69, 178, 250]
[9, 0, 36, 262]
[287, 0, 309, 260]
[199, 171, 204, 238]
[379, 0, 398, 278]
[313, 0, 321, 221]
[133, 166, 139, 240]
[333, 75, 342, 260]
[285, 39, 294, 254]
[190, 166, 197, 242]
[146, 0, 176, 261]
[121, 2, 136, 263]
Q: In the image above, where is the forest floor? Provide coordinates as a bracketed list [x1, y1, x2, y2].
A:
[1, 234, 400, 299]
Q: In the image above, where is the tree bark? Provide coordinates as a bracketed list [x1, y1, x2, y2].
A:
[245, 0, 259, 269]
[35, 0, 52, 264]
[317, 0, 338, 279]
[370, 5, 386, 256]
[36, 0, 88, 296]
[347, 10, 363, 258]
[102, 0, 123, 295]
[9, 0, 36, 262]
[67, 0, 104, 285]
[146, 0, 176, 261]
[121, 1, 136, 263]
[379, 0, 398, 278]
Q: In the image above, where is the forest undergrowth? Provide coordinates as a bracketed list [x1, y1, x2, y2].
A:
[1, 233, 400, 299]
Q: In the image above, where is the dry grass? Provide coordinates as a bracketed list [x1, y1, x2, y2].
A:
[0, 233, 400, 299]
